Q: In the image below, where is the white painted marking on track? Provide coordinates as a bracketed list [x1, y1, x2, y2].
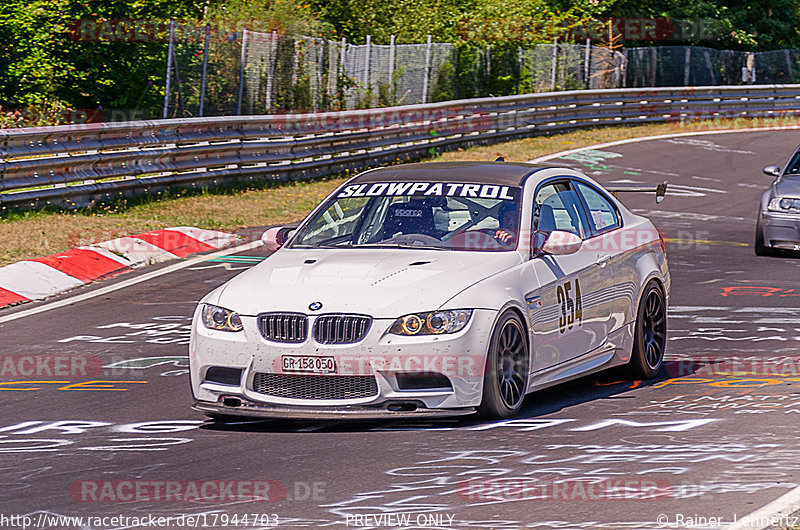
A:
[528, 125, 800, 164]
[671, 305, 800, 315]
[662, 137, 756, 154]
[632, 209, 750, 222]
[666, 184, 726, 197]
[0, 240, 263, 324]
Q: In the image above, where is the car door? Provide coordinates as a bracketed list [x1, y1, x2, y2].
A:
[572, 180, 625, 336]
[525, 180, 613, 372]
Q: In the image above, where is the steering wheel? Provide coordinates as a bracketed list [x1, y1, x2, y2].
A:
[383, 233, 443, 246]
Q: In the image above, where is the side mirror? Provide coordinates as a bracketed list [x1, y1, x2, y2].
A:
[533, 230, 582, 256]
[763, 165, 781, 178]
[261, 226, 295, 251]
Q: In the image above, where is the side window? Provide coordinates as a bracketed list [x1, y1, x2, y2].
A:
[296, 197, 370, 245]
[533, 182, 590, 239]
[786, 151, 800, 175]
[574, 181, 621, 234]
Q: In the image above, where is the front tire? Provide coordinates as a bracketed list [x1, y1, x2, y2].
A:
[628, 281, 667, 379]
[478, 311, 529, 419]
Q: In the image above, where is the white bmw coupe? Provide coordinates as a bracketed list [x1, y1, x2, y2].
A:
[190, 161, 669, 419]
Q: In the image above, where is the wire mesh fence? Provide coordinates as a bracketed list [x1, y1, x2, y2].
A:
[623, 46, 800, 87]
[239, 34, 460, 113]
[166, 31, 628, 117]
[164, 24, 243, 118]
[163, 31, 800, 118]
[241, 34, 629, 113]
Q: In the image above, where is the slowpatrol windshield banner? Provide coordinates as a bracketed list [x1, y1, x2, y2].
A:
[337, 182, 521, 200]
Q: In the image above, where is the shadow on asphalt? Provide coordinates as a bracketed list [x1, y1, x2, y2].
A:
[198, 360, 699, 434]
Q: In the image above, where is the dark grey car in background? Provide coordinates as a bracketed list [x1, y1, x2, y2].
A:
[756, 147, 800, 255]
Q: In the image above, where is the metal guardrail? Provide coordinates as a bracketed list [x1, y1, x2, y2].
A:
[2, 84, 800, 209]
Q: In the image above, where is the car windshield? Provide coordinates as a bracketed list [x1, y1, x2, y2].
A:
[290, 181, 522, 251]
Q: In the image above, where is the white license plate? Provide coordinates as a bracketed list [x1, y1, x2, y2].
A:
[282, 355, 337, 374]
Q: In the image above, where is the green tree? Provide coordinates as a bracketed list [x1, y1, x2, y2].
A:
[601, 0, 800, 49]
[0, 0, 202, 116]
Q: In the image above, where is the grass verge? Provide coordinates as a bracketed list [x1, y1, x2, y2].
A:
[0, 119, 787, 266]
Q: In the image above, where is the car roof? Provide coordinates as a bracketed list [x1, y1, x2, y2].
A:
[351, 161, 548, 187]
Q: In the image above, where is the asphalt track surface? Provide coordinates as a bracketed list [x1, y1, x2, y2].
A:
[1, 129, 800, 530]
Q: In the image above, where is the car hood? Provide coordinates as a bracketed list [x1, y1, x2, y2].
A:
[215, 248, 523, 317]
[773, 177, 800, 197]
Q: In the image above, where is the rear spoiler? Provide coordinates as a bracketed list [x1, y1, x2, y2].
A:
[606, 180, 668, 204]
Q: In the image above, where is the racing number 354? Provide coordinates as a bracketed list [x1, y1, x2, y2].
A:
[557, 279, 583, 333]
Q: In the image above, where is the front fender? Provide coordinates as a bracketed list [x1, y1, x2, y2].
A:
[440, 255, 531, 313]
[760, 188, 773, 214]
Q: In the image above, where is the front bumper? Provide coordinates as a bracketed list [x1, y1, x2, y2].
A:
[189, 308, 497, 418]
[761, 210, 800, 250]
[193, 399, 476, 419]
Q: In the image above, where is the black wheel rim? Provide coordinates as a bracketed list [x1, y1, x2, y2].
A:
[496, 320, 528, 409]
[642, 289, 666, 369]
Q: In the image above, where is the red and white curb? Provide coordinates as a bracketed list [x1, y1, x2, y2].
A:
[0, 227, 238, 308]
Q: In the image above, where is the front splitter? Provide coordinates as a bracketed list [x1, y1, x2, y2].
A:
[194, 399, 476, 420]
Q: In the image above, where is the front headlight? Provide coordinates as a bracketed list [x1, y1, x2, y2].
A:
[390, 310, 472, 336]
[768, 197, 800, 212]
[201, 304, 243, 332]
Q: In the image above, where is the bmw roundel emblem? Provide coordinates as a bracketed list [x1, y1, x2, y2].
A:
[308, 301, 323, 311]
